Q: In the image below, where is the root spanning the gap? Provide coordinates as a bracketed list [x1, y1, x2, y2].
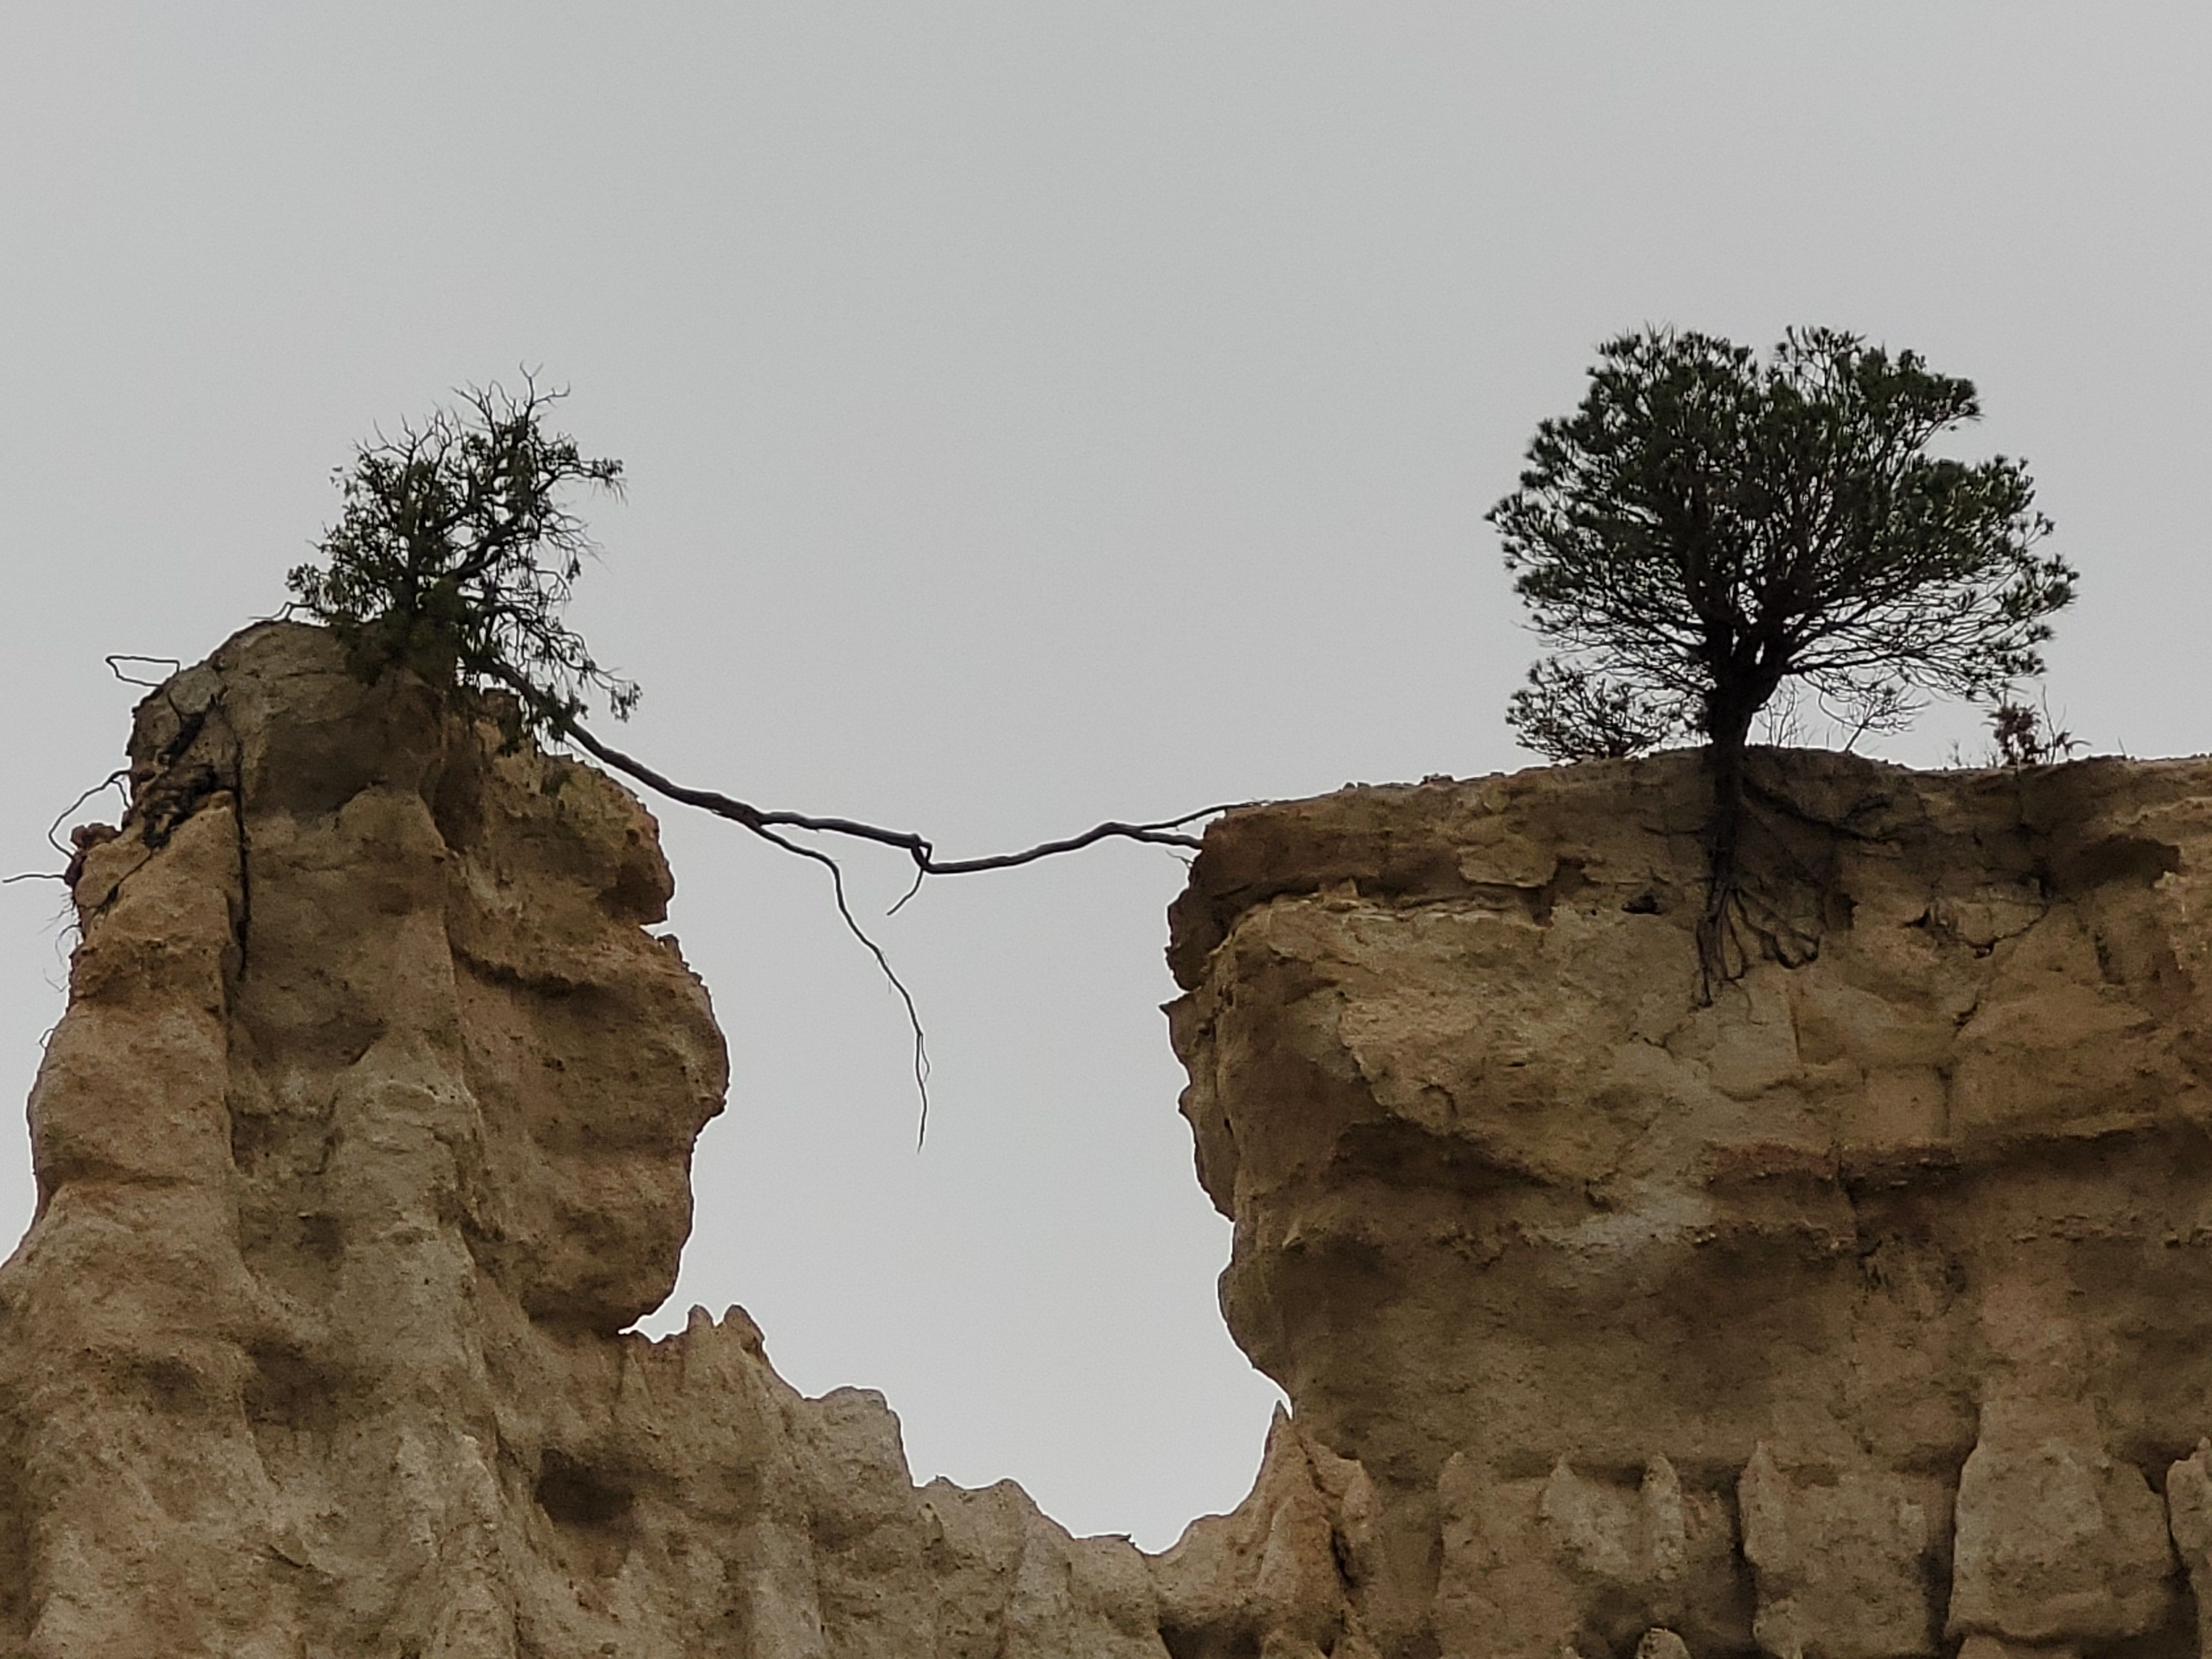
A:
[557, 720, 1246, 1145]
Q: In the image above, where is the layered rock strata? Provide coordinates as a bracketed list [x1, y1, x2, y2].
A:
[0, 624, 1356, 1658]
[9, 617, 2212, 1659]
[1167, 748, 2212, 1658]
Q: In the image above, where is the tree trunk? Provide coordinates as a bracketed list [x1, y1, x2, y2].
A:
[1695, 704, 1757, 1002]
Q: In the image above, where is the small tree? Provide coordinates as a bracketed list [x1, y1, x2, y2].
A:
[1488, 326, 2076, 989]
[287, 377, 636, 736]
[286, 379, 1233, 1137]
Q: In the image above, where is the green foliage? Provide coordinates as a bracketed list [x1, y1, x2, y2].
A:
[1987, 697, 2081, 768]
[1504, 659, 1678, 763]
[286, 380, 636, 736]
[1491, 326, 2076, 764]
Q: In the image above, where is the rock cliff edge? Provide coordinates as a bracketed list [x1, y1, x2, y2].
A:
[4, 621, 2210, 1658]
[1170, 743, 2212, 1659]
[0, 625, 1347, 1658]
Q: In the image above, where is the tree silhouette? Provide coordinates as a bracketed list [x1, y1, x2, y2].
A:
[286, 379, 1235, 1136]
[1489, 326, 2076, 991]
[288, 379, 636, 737]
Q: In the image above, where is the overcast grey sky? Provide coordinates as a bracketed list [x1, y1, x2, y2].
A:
[4, 4, 2209, 1548]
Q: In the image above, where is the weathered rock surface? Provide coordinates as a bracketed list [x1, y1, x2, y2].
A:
[1168, 748, 2212, 1657]
[10, 621, 2212, 1657]
[0, 624, 1357, 1657]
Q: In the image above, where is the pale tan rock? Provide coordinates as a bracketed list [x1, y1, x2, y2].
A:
[1946, 1394, 2174, 1647]
[1434, 1453, 1581, 1659]
[1169, 748, 2212, 1657]
[2168, 1440, 2212, 1659]
[1433, 1451, 1737, 1659]
[1954, 1639, 2079, 1659]
[1737, 1442, 1942, 1659]
[1151, 1407, 1365, 1659]
[1943, 1271, 2177, 1649]
[14, 629, 2212, 1658]
[0, 624, 1214, 1657]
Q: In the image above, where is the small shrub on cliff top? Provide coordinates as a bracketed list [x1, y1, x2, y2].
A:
[1987, 697, 2083, 768]
[286, 378, 635, 738]
[1491, 326, 2077, 991]
[286, 379, 1232, 1139]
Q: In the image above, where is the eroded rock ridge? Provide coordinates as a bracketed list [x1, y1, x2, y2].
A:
[7, 619, 2210, 1658]
[1169, 748, 2212, 1658]
[0, 625, 1358, 1658]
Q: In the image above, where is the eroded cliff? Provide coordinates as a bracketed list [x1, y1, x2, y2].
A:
[8, 620, 2210, 1659]
[1169, 747, 2212, 1659]
[0, 624, 1352, 1658]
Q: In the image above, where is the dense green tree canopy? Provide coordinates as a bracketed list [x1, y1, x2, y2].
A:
[1492, 326, 2079, 993]
[1491, 325, 2076, 764]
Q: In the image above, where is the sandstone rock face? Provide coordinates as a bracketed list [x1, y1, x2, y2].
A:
[0, 624, 1362, 1657]
[10, 625, 2211, 1658]
[1167, 749, 2212, 1658]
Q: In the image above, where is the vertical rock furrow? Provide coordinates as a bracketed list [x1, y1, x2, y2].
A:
[0, 624, 1261, 1657]
[9, 624, 2212, 1657]
[1167, 752, 2212, 1658]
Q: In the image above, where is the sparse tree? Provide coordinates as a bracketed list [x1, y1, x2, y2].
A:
[286, 379, 1233, 1136]
[1489, 326, 2076, 990]
[287, 378, 636, 738]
